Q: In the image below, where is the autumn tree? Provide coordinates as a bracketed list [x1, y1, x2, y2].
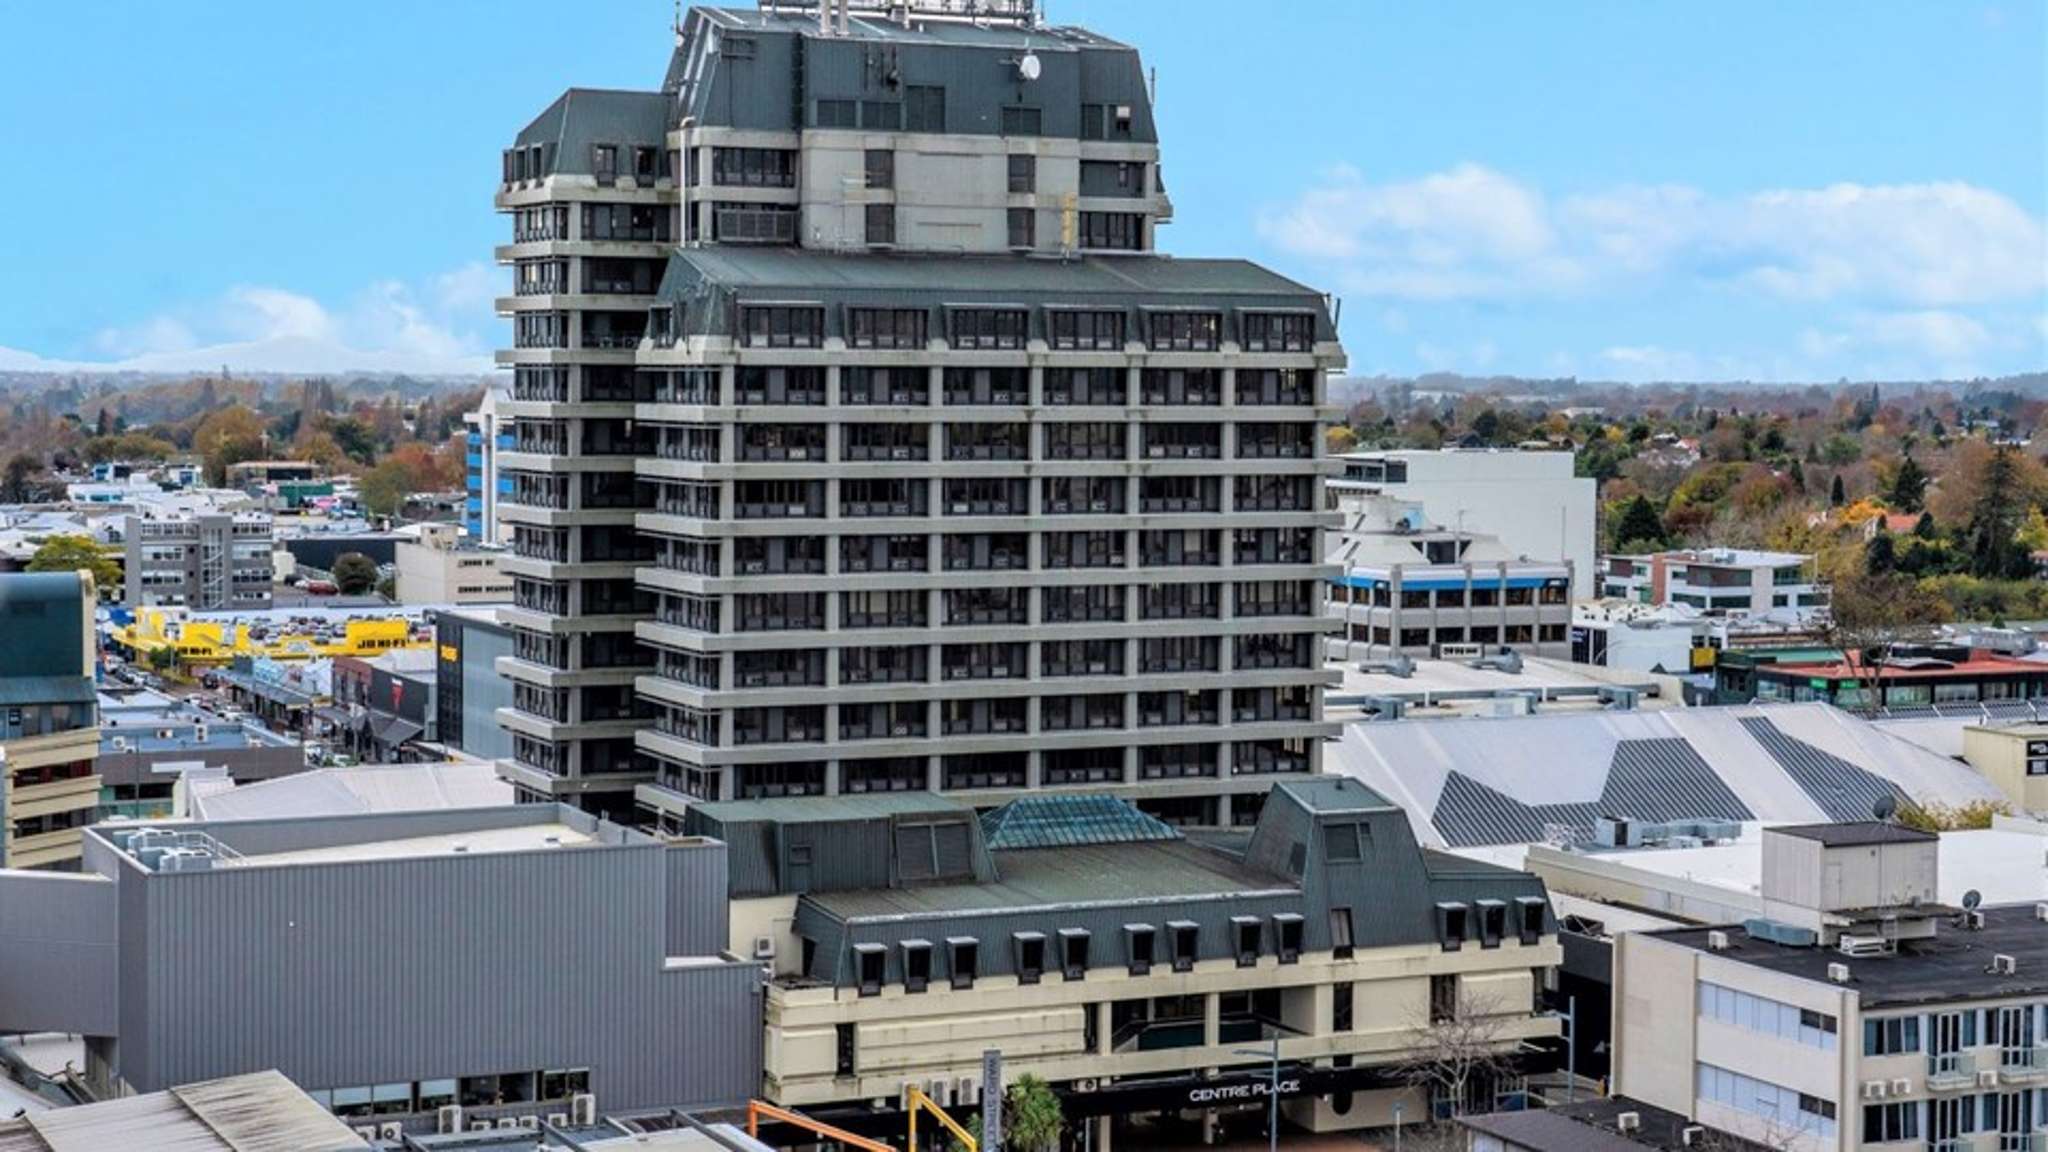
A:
[27, 534, 121, 594]
[2, 453, 45, 502]
[1818, 559, 1949, 715]
[193, 405, 268, 486]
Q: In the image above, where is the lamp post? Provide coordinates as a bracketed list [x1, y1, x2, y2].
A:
[1230, 1038, 1282, 1152]
[1393, 1100, 1405, 1152]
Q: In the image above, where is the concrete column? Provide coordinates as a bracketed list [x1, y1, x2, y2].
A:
[1092, 1115, 1112, 1152]
[1203, 991, 1221, 1047]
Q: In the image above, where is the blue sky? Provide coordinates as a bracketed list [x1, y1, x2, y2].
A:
[0, 0, 2041, 381]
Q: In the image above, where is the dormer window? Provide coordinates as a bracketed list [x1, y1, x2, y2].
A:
[855, 943, 885, 997]
[1436, 902, 1469, 952]
[1124, 923, 1155, 975]
[1060, 928, 1090, 980]
[901, 939, 932, 993]
[948, 937, 978, 990]
[1477, 899, 1506, 949]
[1325, 821, 1366, 863]
[1516, 897, 1547, 944]
[1014, 931, 1046, 985]
[1232, 916, 1262, 968]
[1168, 920, 1199, 973]
[591, 144, 618, 182]
[1273, 914, 1303, 964]
[1329, 907, 1354, 960]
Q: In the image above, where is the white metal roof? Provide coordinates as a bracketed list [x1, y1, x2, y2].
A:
[0, 1071, 365, 1152]
[189, 762, 513, 822]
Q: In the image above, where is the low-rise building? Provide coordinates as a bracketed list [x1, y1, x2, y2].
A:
[0, 1070, 369, 1152]
[1461, 1095, 1774, 1152]
[0, 572, 101, 870]
[330, 648, 439, 761]
[225, 460, 319, 487]
[1612, 822, 2048, 1152]
[1751, 647, 2048, 713]
[1327, 492, 1574, 662]
[688, 780, 1562, 1146]
[96, 689, 305, 820]
[122, 511, 274, 610]
[1327, 653, 1678, 723]
[395, 522, 513, 605]
[0, 804, 761, 1125]
[1600, 550, 1825, 618]
[1960, 723, 2048, 814]
[1331, 449, 1598, 598]
[436, 606, 516, 763]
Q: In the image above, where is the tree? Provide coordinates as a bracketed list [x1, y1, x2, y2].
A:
[1325, 425, 1360, 455]
[1914, 511, 1938, 540]
[27, 534, 121, 593]
[1401, 991, 1523, 1125]
[193, 405, 268, 486]
[1864, 530, 1895, 575]
[1, 453, 42, 502]
[1829, 474, 1846, 507]
[1887, 453, 1928, 513]
[956, 1073, 1064, 1152]
[1964, 444, 2032, 579]
[1612, 494, 1666, 549]
[1817, 562, 1949, 715]
[147, 646, 180, 674]
[1787, 459, 1806, 492]
[332, 552, 379, 595]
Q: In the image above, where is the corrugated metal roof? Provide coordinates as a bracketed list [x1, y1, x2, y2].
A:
[669, 246, 1318, 298]
[691, 791, 966, 824]
[190, 762, 513, 822]
[0, 1071, 366, 1152]
[978, 794, 1178, 850]
[1737, 715, 1907, 822]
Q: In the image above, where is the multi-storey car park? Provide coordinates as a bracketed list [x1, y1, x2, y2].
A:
[493, 0, 1346, 827]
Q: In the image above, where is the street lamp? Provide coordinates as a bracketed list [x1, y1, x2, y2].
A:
[1393, 1100, 1405, 1152]
[1230, 1038, 1282, 1152]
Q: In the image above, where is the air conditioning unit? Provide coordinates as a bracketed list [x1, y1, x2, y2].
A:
[1978, 1071, 2000, 1088]
[753, 934, 776, 961]
[1862, 1081, 1888, 1100]
[497, 1118, 522, 1130]
[571, 1094, 597, 1127]
[956, 1077, 980, 1106]
[1891, 1079, 1911, 1096]
[437, 1105, 465, 1134]
[1681, 1126, 1705, 1146]
[380, 1122, 405, 1141]
[1617, 1112, 1641, 1133]
[1992, 954, 2018, 975]
[353, 1127, 380, 1142]
[1705, 930, 1730, 952]
[470, 1118, 494, 1131]
[1827, 962, 1851, 984]
[519, 1116, 540, 1130]
[1965, 910, 1986, 930]
[549, 1112, 570, 1128]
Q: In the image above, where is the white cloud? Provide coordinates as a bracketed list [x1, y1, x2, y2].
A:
[3, 270, 495, 376]
[1261, 166, 2046, 308]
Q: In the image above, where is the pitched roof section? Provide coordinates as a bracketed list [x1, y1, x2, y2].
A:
[979, 794, 1179, 851]
[1737, 715, 1907, 822]
[513, 87, 670, 176]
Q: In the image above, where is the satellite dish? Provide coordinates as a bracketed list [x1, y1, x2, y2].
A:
[1962, 889, 1982, 911]
[1871, 794, 1897, 822]
[1017, 52, 1041, 81]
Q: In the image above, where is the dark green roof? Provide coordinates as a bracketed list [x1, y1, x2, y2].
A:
[667, 246, 1322, 298]
[513, 88, 670, 176]
[0, 572, 91, 681]
[1272, 776, 1397, 814]
[979, 794, 1178, 852]
[689, 791, 967, 826]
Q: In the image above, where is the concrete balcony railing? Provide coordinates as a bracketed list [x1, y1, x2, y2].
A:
[1926, 1051, 1981, 1092]
[1998, 1047, 2048, 1084]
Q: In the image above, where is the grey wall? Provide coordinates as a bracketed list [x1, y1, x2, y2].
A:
[0, 871, 117, 1035]
[664, 839, 731, 958]
[458, 619, 514, 762]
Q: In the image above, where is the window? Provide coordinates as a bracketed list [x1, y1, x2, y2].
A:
[1329, 908, 1355, 959]
[1125, 924, 1155, 975]
[1698, 982, 1838, 1050]
[1060, 928, 1090, 980]
[1241, 311, 1315, 352]
[1007, 207, 1035, 249]
[846, 307, 925, 348]
[902, 940, 932, 993]
[1437, 902, 1468, 951]
[1430, 974, 1458, 1023]
[1233, 917, 1262, 967]
[836, 1023, 856, 1076]
[1000, 105, 1042, 136]
[1698, 1065, 1837, 1138]
[898, 83, 944, 130]
[865, 203, 895, 246]
[1008, 153, 1036, 192]
[1168, 921, 1199, 973]
[740, 304, 824, 348]
[951, 308, 1027, 349]
[1477, 900, 1506, 949]
[712, 146, 796, 188]
[1325, 821, 1366, 862]
[1015, 932, 1046, 985]
[1863, 1102, 1918, 1143]
[948, 937, 978, 990]
[1516, 897, 1546, 944]
[1080, 211, 1144, 251]
[816, 98, 856, 128]
[1273, 914, 1303, 963]
[855, 943, 885, 996]
[864, 148, 894, 189]
[1148, 311, 1221, 350]
[860, 100, 901, 130]
[1048, 309, 1124, 349]
[591, 143, 618, 180]
[1863, 1015, 1922, 1056]
[1333, 983, 1354, 1031]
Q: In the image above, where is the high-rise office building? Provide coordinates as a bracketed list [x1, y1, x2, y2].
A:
[494, 0, 1346, 826]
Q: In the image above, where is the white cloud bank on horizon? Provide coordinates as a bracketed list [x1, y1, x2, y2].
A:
[1258, 164, 2048, 380]
[0, 264, 500, 376]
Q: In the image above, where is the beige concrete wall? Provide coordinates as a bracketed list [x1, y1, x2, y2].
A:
[1612, 931, 1700, 1113]
[1962, 725, 2048, 813]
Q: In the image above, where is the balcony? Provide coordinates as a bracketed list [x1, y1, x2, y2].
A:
[1999, 1048, 2048, 1084]
[1927, 1051, 1980, 1092]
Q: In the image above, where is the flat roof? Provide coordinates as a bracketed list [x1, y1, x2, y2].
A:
[1771, 822, 1936, 847]
[672, 246, 1318, 300]
[807, 838, 1293, 921]
[1333, 656, 1664, 703]
[1652, 903, 2048, 1009]
[222, 822, 592, 868]
[691, 791, 967, 825]
[1463, 1096, 1774, 1152]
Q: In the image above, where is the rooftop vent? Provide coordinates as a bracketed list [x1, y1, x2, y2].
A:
[2036, 904, 2048, 924]
[451, 843, 469, 854]
[1682, 1126, 1706, 1146]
